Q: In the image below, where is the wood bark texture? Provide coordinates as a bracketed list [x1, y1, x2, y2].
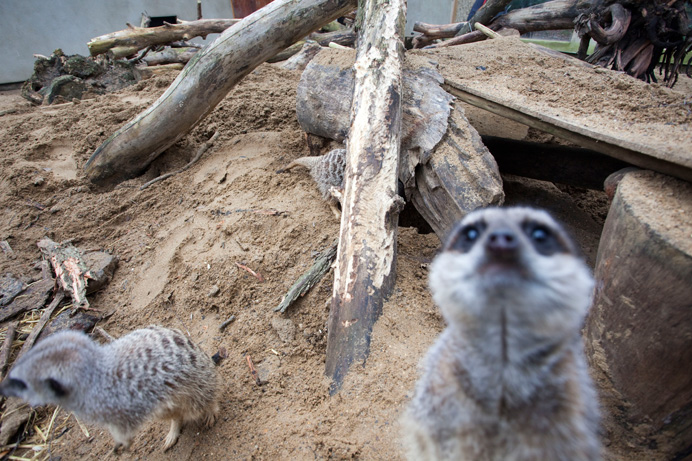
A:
[325, 0, 406, 393]
[584, 170, 692, 459]
[296, 49, 503, 238]
[87, 19, 240, 57]
[84, 0, 358, 186]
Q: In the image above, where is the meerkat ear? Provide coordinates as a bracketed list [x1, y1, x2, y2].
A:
[0, 378, 28, 397]
[44, 378, 69, 398]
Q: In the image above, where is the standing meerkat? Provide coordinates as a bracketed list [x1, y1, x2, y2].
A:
[0, 326, 219, 452]
[404, 206, 601, 460]
[281, 147, 345, 218]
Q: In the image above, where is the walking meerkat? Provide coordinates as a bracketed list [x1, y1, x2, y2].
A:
[0, 326, 219, 452]
[280, 147, 345, 218]
[404, 206, 601, 460]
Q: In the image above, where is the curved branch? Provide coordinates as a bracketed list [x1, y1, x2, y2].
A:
[588, 3, 631, 46]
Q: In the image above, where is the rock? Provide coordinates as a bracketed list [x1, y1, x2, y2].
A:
[585, 170, 692, 459]
[83, 251, 119, 294]
[271, 316, 296, 343]
[43, 75, 89, 105]
[208, 285, 220, 297]
[256, 354, 281, 383]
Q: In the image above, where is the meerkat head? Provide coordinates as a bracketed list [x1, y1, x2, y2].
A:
[0, 330, 97, 409]
[429, 206, 594, 335]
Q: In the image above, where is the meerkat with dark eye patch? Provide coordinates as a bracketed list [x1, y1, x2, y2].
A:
[0, 326, 219, 453]
[403, 206, 601, 461]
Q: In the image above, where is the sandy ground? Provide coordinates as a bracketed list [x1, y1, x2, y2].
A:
[0, 48, 689, 460]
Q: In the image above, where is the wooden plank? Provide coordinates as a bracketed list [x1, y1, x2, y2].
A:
[443, 81, 692, 183]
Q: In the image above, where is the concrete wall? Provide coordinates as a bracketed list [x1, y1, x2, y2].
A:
[2, 0, 457, 84]
[0, 0, 234, 84]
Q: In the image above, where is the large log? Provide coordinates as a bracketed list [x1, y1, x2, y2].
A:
[325, 0, 406, 394]
[296, 50, 503, 238]
[87, 19, 240, 58]
[584, 170, 692, 459]
[84, 0, 358, 186]
[494, 0, 592, 34]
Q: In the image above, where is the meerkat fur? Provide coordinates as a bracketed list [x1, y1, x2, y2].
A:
[403, 206, 601, 461]
[0, 326, 219, 452]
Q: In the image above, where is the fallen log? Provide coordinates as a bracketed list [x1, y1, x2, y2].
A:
[458, 0, 513, 35]
[325, 0, 406, 394]
[142, 46, 200, 66]
[585, 170, 692, 459]
[87, 18, 240, 58]
[296, 49, 503, 238]
[85, 0, 358, 186]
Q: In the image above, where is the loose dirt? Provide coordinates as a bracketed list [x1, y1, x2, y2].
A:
[0, 47, 689, 460]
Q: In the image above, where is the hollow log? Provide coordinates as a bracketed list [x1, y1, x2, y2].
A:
[296, 49, 504, 238]
[87, 18, 240, 57]
[84, 0, 358, 186]
[585, 170, 692, 459]
[325, 0, 406, 394]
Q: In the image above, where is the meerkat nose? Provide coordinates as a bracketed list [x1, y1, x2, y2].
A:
[486, 229, 519, 256]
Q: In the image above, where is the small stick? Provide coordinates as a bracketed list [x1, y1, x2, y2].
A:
[474, 22, 500, 39]
[16, 292, 65, 361]
[0, 321, 19, 378]
[274, 242, 338, 313]
[219, 315, 236, 332]
[235, 263, 264, 282]
[140, 131, 220, 190]
[245, 355, 261, 386]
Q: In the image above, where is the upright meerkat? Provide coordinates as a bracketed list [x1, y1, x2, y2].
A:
[281, 147, 345, 218]
[404, 206, 600, 460]
[0, 326, 219, 452]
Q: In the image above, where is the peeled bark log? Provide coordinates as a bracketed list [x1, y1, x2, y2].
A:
[296, 49, 504, 238]
[585, 170, 692, 459]
[325, 0, 406, 394]
[85, 0, 358, 186]
[87, 19, 240, 57]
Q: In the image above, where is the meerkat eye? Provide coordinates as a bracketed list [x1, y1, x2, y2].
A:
[523, 222, 566, 256]
[7, 378, 27, 392]
[45, 378, 68, 398]
[446, 222, 486, 252]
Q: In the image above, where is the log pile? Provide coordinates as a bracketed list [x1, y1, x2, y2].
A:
[411, 0, 691, 87]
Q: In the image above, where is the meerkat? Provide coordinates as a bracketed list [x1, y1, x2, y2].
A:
[0, 326, 219, 453]
[403, 206, 601, 460]
[281, 147, 345, 218]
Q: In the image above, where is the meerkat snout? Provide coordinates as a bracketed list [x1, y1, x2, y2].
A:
[404, 206, 601, 461]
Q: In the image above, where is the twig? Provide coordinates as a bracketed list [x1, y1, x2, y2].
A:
[245, 355, 261, 386]
[474, 22, 500, 39]
[16, 292, 65, 361]
[274, 242, 337, 313]
[0, 322, 18, 378]
[140, 131, 220, 190]
[219, 315, 236, 332]
[235, 263, 264, 282]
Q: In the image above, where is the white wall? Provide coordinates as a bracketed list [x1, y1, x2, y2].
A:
[0, 0, 234, 84]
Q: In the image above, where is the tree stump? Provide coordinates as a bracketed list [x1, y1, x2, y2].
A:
[584, 170, 692, 458]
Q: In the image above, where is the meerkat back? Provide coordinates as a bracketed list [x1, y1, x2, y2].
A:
[403, 206, 601, 461]
[0, 326, 219, 452]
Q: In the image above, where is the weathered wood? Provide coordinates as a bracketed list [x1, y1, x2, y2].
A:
[585, 170, 692, 459]
[37, 238, 91, 310]
[0, 279, 53, 323]
[413, 21, 467, 38]
[483, 136, 632, 190]
[16, 292, 65, 361]
[87, 19, 240, 57]
[142, 47, 200, 66]
[274, 242, 337, 313]
[325, 0, 406, 394]
[0, 322, 18, 379]
[85, 0, 358, 186]
[296, 50, 503, 238]
[494, 0, 592, 34]
[280, 41, 324, 71]
[136, 63, 185, 79]
[443, 81, 692, 183]
[458, 0, 513, 35]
